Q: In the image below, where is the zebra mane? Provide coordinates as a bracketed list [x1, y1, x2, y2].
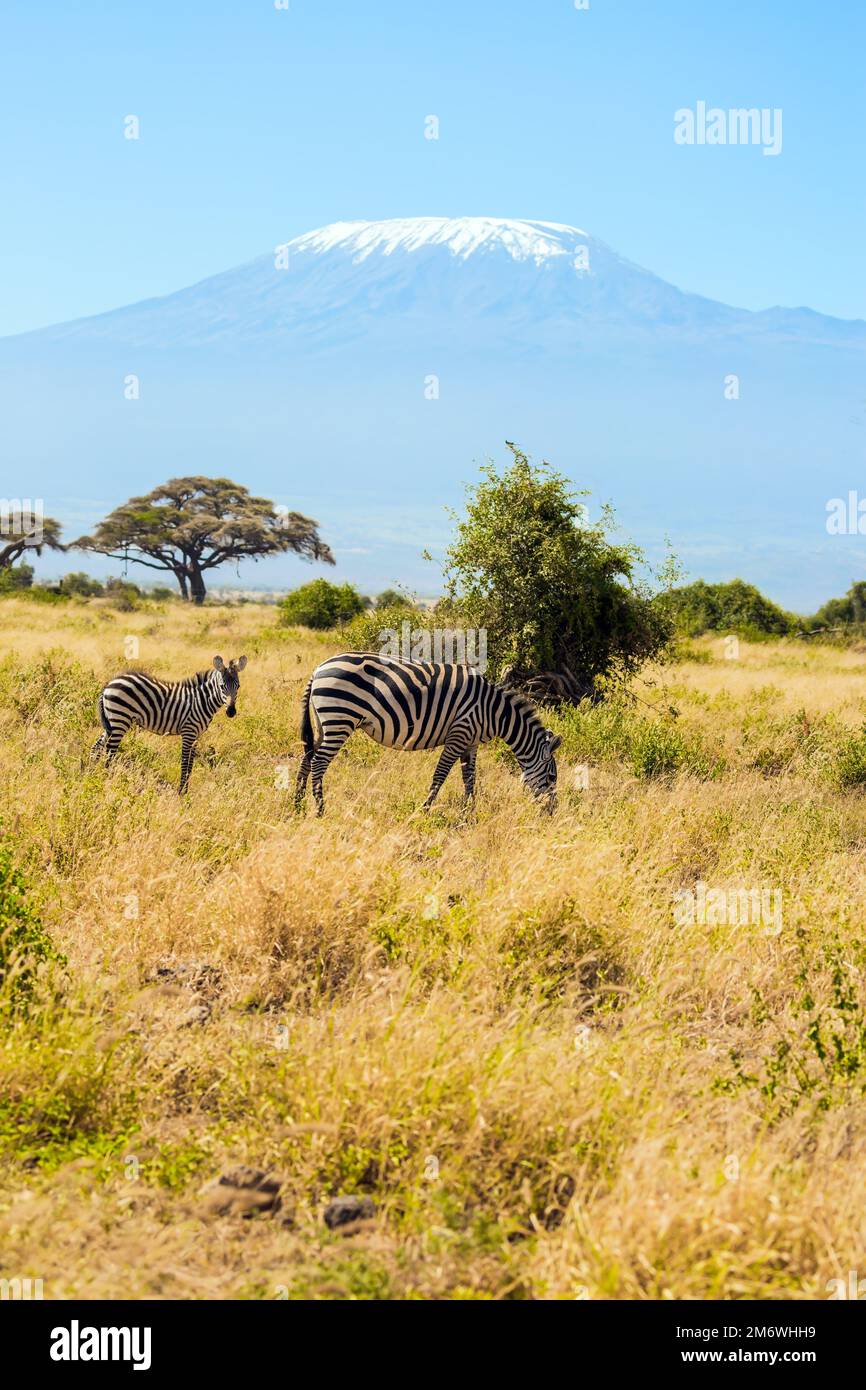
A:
[498, 683, 542, 726]
[117, 669, 217, 688]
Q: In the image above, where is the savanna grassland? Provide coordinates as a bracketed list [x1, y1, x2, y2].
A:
[3, 596, 866, 1300]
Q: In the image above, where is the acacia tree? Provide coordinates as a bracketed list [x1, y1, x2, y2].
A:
[441, 443, 674, 702]
[74, 476, 334, 603]
[0, 510, 63, 569]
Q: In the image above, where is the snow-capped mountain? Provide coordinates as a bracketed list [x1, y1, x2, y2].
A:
[10, 216, 864, 352]
[2, 217, 864, 610]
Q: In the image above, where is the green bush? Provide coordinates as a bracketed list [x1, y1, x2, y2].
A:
[376, 588, 411, 609]
[0, 563, 34, 592]
[662, 579, 796, 638]
[279, 579, 366, 630]
[440, 444, 673, 695]
[0, 568, 70, 603]
[60, 571, 104, 597]
[342, 602, 431, 653]
[101, 576, 141, 611]
[549, 699, 722, 780]
[803, 582, 866, 635]
[17, 585, 69, 604]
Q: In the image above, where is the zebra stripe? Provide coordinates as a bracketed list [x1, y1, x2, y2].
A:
[295, 651, 561, 815]
[92, 655, 247, 794]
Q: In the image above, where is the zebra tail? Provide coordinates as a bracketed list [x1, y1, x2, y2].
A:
[300, 677, 316, 754]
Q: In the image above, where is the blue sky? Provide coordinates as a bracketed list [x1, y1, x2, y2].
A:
[2, 0, 865, 336]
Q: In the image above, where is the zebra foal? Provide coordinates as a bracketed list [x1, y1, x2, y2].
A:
[295, 652, 561, 815]
[92, 656, 247, 794]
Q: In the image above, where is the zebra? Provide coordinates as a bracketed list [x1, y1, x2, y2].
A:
[92, 656, 248, 794]
[294, 652, 561, 815]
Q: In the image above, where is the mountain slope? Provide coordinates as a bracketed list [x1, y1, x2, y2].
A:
[2, 217, 864, 609]
[8, 217, 864, 352]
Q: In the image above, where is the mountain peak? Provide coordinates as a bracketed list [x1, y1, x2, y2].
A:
[7, 215, 864, 353]
[286, 216, 593, 265]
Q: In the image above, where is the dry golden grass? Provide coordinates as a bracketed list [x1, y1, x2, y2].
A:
[2, 598, 866, 1299]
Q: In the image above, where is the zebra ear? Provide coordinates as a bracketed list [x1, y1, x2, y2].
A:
[236, 656, 247, 671]
[549, 733, 562, 753]
[213, 656, 225, 670]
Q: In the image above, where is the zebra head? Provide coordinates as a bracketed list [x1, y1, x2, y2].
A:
[520, 727, 562, 811]
[213, 655, 247, 717]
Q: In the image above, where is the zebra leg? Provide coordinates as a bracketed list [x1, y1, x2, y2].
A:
[103, 726, 125, 766]
[424, 741, 464, 809]
[92, 693, 111, 762]
[310, 728, 352, 816]
[460, 749, 478, 802]
[178, 731, 197, 795]
[294, 752, 312, 812]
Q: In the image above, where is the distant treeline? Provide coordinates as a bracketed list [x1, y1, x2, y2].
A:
[0, 565, 411, 617]
[662, 578, 866, 640]
[6, 563, 866, 645]
[0, 565, 168, 611]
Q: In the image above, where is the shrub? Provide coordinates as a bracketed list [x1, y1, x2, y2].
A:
[342, 602, 431, 654]
[103, 576, 142, 611]
[550, 699, 722, 779]
[0, 563, 34, 592]
[279, 579, 366, 630]
[440, 444, 673, 697]
[0, 568, 69, 603]
[18, 584, 69, 604]
[803, 582, 866, 635]
[376, 588, 411, 609]
[60, 571, 104, 597]
[662, 579, 796, 638]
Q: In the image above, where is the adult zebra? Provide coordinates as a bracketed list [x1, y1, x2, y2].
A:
[294, 652, 561, 815]
[92, 656, 247, 794]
